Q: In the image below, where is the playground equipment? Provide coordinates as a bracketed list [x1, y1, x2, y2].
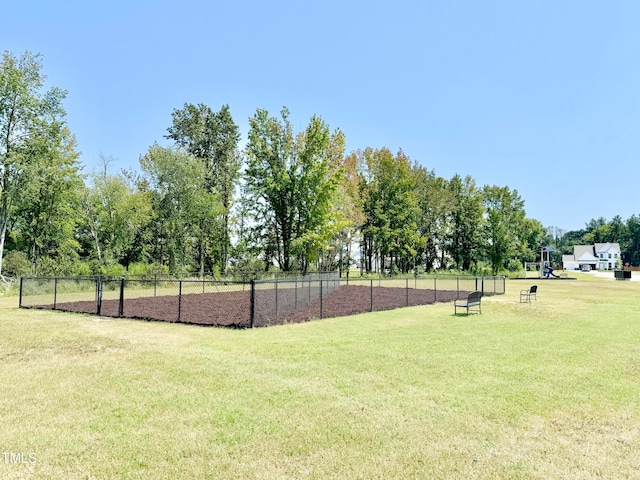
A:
[524, 262, 541, 279]
[524, 245, 555, 279]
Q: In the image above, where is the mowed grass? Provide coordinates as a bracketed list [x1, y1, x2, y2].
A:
[1, 273, 640, 479]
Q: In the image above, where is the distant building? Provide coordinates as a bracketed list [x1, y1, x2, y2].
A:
[562, 243, 621, 271]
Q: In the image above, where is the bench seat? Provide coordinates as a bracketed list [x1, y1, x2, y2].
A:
[454, 291, 482, 315]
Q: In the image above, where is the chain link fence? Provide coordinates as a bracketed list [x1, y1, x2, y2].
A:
[252, 273, 340, 327]
[20, 274, 504, 327]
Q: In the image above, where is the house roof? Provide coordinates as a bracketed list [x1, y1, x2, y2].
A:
[573, 245, 598, 262]
[595, 242, 621, 254]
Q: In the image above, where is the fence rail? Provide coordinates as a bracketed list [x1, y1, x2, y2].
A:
[20, 274, 505, 328]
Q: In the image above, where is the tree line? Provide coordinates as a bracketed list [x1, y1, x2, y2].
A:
[1, 51, 636, 280]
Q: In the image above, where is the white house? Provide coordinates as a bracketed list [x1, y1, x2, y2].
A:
[594, 242, 622, 270]
[562, 243, 621, 271]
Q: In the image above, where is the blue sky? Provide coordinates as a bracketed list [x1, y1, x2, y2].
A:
[4, 0, 640, 232]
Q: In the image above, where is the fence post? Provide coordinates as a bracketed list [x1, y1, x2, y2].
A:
[250, 280, 255, 328]
[370, 279, 373, 312]
[320, 279, 323, 319]
[295, 279, 298, 309]
[275, 280, 278, 320]
[481, 276, 485, 295]
[457, 275, 460, 299]
[405, 278, 408, 307]
[53, 278, 58, 310]
[178, 280, 182, 322]
[119, 278, 125, 317]
[434, 275, 437, 303]
[154, 275, 157, 297]
[96, 277, 103, 316]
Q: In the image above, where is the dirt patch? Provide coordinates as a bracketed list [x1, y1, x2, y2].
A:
[268, 285, 466, 326]
[37, 285, 470, 328]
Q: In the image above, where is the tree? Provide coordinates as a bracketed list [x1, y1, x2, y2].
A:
[481, 185, 526, 275]
[331, 152, 364, 275]
[582, 222, 611, 245]
[623, 215, 640, 266]
[80, 157, 152, 269]
[413, 166, 449, 272]
[358, 148, 419, 274]
[0, 50, 73, 276]
[446, 174, 484, 271]
[244, 107, 344, 272]
[519, 218, 546, 263]
[140, 144, 222, 274]
[166, 103, 241, 274]
[11, 125, 83, 274]
[559, 228, 587, 253]
[608, 215, 628, 246]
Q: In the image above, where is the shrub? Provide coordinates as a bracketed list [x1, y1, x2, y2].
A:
[104, 263, 127, 276]
[2, 251, 31, 277]
[146, 262, 169, 277]
[507, 259, 524, 273]
[72, 262, 92, 277]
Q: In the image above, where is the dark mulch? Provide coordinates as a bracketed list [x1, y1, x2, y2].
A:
[264, 285, 467, 326]
[45, 291, 252, 328]
[35, 285, 470, 328]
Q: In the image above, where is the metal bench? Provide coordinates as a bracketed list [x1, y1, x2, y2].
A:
[454, 291, 482, 315]
[520, 285, 537, 303]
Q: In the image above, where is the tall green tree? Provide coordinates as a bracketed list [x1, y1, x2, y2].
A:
[582, 220, 611, 245]
[11, 125, 83, 274]
[358, 148, 419, 273]
[518, 217, 546, 264]
[140, 144, 222, 274]
[166, 103, 241, 274]
[80, 159, 152, 269]
[446, 174, 484, 271]
[608, 215, 628, 247]
[244, 107, 344, 272]
[482, 185, 526, 274]
[623, 215, 640, 266]
[559, 228, 587, 253]
[331, 152, 364, 275]
[0, 50, 75, 275]
[413, 166, 449, 272]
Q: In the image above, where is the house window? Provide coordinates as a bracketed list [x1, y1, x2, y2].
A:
[608, 254, 611, 259]
[600, 253, 604, 259]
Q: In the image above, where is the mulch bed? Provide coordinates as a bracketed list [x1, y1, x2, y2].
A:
[33, 285, 470, 328]
[265, 285, 467, 326]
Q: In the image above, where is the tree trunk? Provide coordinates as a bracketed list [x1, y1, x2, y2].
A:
[0, 213, 7, 276]
[222, 212, 229, 275]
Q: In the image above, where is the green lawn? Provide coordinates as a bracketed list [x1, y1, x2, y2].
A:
[1, 273, 640, 479]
